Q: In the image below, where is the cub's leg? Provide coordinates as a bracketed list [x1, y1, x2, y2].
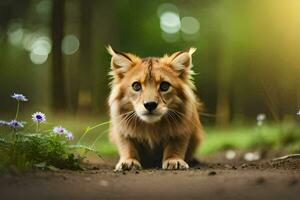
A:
[185, 128, 203, 162]
[162, 136, 190, 170]
[114, 135, 141, 171]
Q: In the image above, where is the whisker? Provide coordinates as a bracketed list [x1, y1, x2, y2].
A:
[167, 108, 198, 130]
[118, 111, 135, 118]
[165, 112, 173, 127]
[133, 113, 138, 132]
[168, 109, 186, 121]
[116, 111, 135, 128]
[125, 112, 135, 127]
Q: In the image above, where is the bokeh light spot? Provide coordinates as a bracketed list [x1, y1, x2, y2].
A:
[7, 22, 24, 46]
[160, 12, 181, 34]
[36, 0, 52, 15]
[31, 36, 52, 55]
[181, 16, 200, 35]
[30, 51, 48, 65]
[24, 34, 51, 65]
[62, 35, 80, 55]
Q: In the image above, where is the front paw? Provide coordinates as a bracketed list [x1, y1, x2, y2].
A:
[162, 158, 189, 170]
[114, 158, 142, 172]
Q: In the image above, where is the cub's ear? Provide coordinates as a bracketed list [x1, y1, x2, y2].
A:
[168, 47, 196, 77]
[107, 45, 140, 78]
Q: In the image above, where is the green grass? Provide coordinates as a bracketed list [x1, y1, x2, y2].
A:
[49, 116, 118, 156]
[61, 116, 300, 157]
[199, 122, 300, 155]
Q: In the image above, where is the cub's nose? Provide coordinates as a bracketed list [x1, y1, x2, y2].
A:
[144, 101, 158, 112]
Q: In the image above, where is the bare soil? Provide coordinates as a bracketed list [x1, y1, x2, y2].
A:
[1, 154, 300, 200]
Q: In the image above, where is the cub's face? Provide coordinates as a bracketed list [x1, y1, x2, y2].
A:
[108, 46, 196, 124]
[124, 59, 177, 123]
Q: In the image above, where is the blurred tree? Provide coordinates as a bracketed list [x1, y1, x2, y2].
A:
[0, 0, 299, 122]
[51, 0, 67, 111]
[90, 0, 119, 114]
[77, 0, 93, 113]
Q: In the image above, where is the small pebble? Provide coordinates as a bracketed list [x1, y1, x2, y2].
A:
[225, 150, 236, 160]
[208, 171, 217, 176]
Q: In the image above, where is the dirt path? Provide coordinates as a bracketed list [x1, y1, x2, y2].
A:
[1, 157, 299, 200]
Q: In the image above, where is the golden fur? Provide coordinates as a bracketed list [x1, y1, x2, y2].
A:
[107, 46, 204, 171]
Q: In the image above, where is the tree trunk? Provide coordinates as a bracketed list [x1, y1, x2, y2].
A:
[51, 0, 67, 111]
[77, 0, 93, 114]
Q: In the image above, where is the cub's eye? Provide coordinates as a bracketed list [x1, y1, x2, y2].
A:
[159, 81, 171, 92]
[132, 81, 142, 91]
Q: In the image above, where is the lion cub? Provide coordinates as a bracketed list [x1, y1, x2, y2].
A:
[107, 46, 204, 171]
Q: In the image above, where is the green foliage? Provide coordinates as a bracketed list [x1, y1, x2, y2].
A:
[199, 122, 300, 155]
[0, 131, 103, 171]
[0, 93, 107, 172]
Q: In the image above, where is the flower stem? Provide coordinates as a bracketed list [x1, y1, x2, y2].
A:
[12, 128, 16, 144]
[36, 122, 40, 132]
[77, 121, 110, 144]
[15, 101, 20, 120]
[90, 129, 109, 149]
[11, 128, 18, 164]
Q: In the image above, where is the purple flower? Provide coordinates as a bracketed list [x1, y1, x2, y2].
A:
[32, 112, 46, 123]
[8, 120, 25, 128]
[53, 126, 74, 140]
[11, 93, 28, 101]
[53, 126, 67, 134]
[65, 132, 74, 140]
